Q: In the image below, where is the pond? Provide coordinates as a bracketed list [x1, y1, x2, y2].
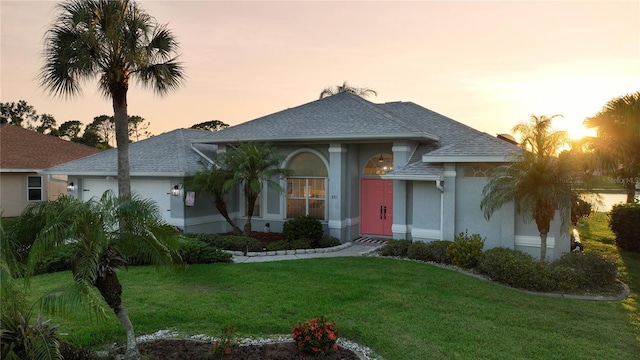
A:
[581, 191, 640, 212]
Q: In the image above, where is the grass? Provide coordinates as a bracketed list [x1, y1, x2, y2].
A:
[27, 232, 640, 360]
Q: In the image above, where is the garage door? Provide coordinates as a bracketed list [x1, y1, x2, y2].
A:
[82, 179, 172, 223]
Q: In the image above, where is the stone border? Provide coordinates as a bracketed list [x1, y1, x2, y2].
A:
[225, 242, 354, 257]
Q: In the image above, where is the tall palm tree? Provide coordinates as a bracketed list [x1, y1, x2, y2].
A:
[319, 81, 377, 99]
[184, 162, 242, 235]
[481, 114, 574, 261]
[39, 0, 185, 196]
[583, 91, 640, 203]
[11, 191, 183, 360]
[221, 142, 292, 236]
[512, 114, 568, 157]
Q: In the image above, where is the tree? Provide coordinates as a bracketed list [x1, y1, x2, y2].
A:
[34, 113, 58, 135]
[58, 120, 83, 140]
[128, 115, 152, 141]
[190, 120, 229, 132]
[11, 191, 183, 360]
[481, 114, 574, 261]
[40, 0, 185, 197]
[220, 142, 292, 235]
[0, 100, 38, 127]
[319, 81, 377, 99]
[184, 162, 242, 235]
[512, 114, 568, 157]
[583, 91, 640, 203]
[88, 115, 115, 147]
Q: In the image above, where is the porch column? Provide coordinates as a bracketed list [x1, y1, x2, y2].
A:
[391, 142, 412, 239]
[442, 164, 457, 240]
[328, 143, 347, 240]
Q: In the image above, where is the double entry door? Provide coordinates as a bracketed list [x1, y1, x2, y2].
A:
[360, 179, 393, 236]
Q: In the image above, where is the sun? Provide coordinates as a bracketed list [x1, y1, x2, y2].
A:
[553, 117, 596, 141]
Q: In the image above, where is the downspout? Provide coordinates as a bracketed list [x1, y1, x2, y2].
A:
[436, 180, 444, 193]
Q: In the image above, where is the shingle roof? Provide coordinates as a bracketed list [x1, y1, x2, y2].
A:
[194, 92, 439, 143]
[43, 128, 218, 176]
[0, 124, 100, 170]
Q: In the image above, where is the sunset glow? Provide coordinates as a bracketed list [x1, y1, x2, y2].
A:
[1, 1, 638, 137]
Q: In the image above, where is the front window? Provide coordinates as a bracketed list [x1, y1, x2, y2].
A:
[286, 152, 328, 220]
[27, 176, 42, 201]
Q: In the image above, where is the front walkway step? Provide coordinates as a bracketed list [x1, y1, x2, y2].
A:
[353, 236, 388, 245]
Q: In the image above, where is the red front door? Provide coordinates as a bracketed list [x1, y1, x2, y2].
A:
[360, 179, 393, 236]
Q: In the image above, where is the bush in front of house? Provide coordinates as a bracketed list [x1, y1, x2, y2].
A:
[191, 233, 262, 252]
[446, 231, 485, 269]
[315, 235, 341, 248]
[379, 239, 412, 257]
[179, 238, 232, 264]
[33, 243, 75, 274]
[477, 247, 554, 292]
[283, 215, 324, 242]
[609, 202, 640, 252]
[407, 240, 453, 263]
[549, 252, 618, 292]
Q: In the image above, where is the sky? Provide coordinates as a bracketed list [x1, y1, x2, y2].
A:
[1, 0, 639, 141]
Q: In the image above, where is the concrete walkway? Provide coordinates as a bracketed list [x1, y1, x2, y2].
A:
[230, 241, 383, 263]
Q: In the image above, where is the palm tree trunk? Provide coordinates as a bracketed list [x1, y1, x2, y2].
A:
[244, 191, 256, 236]
[215, 197, 242, 235]
[95, 270, 140, 360]
[112, 87, 131, 197]
[625, 181, 636, 203]
[539, 232, 548, 261]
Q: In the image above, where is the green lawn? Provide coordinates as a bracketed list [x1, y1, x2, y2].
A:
[28, 228, 640, 360]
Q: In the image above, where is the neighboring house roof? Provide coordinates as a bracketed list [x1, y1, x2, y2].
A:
[43, 128, 218, 177]
[0, 124, 100, 171]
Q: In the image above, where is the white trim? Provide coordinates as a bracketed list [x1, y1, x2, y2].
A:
[1, 168, 43, 173]
[346, 216, 360, 226]
[443, 170, 457, 177]
[381, 174, 442, 181]
[515, 235, 555, 248]
[328, 144, 347, 153]
[411, 228, 442, 240]
[391, 145, 412, 152]
[391, 224, 408, 233]
[328, 219, 346, 229]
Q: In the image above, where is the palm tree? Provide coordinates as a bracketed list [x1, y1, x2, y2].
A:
[11, 191, 183, 360]
[184, 162, 242, 235]
[512, 114, 568, 157]
[319, 81, 377, 99]
[221, 142, 292, 236]
[583, 91, 640, 203]
[39, 0, 185, 196]
[481, 114, 574, 261]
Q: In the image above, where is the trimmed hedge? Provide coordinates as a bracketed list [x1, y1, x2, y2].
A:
[407, 240, 452, 263]
[379, 239, 412, 257]
[179, 238, 232, 264]
[609, 202, 640, 252]
[283, 215, 324, 242]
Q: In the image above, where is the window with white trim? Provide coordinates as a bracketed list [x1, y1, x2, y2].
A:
[286, 152, 327, 220]
[27, 176, 43, 201]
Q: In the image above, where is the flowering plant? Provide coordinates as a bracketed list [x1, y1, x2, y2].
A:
[291, 316, 339, 355]
[212, 323, 236, 356]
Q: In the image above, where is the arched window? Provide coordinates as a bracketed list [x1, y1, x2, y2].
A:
[363, 153, 393, 175]
[286, 152, 328, 220]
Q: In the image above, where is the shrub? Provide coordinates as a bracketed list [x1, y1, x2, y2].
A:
[33, 243, 76, 274]
[446, 230, 485, 269]
[477, 247, 554, 292]
[0, 312, 62, 360]
[315, 235, 341, 248]
[178, 238, 232, 264]
[283, 216, 324, 242]
[379, 239, 412, 257]
[407, 240, 453, 263]
[212, 323, 236, 357]
[191, 233, 262, 252]
[609, 202, 640, 252]
[550, 252, 618, 292]
[291, 316, 338, 356]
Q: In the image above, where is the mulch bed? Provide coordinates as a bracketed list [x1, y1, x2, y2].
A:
[137, 339, 361, 360]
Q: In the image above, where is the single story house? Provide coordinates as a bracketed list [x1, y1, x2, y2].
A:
[43, 93, 570, 260]
[0, 124, 101, 217]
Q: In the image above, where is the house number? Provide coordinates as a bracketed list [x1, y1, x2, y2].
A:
[331, 195, 338, 199]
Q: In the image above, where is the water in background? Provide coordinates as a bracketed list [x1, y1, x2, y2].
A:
[582, 192, 640, 212]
